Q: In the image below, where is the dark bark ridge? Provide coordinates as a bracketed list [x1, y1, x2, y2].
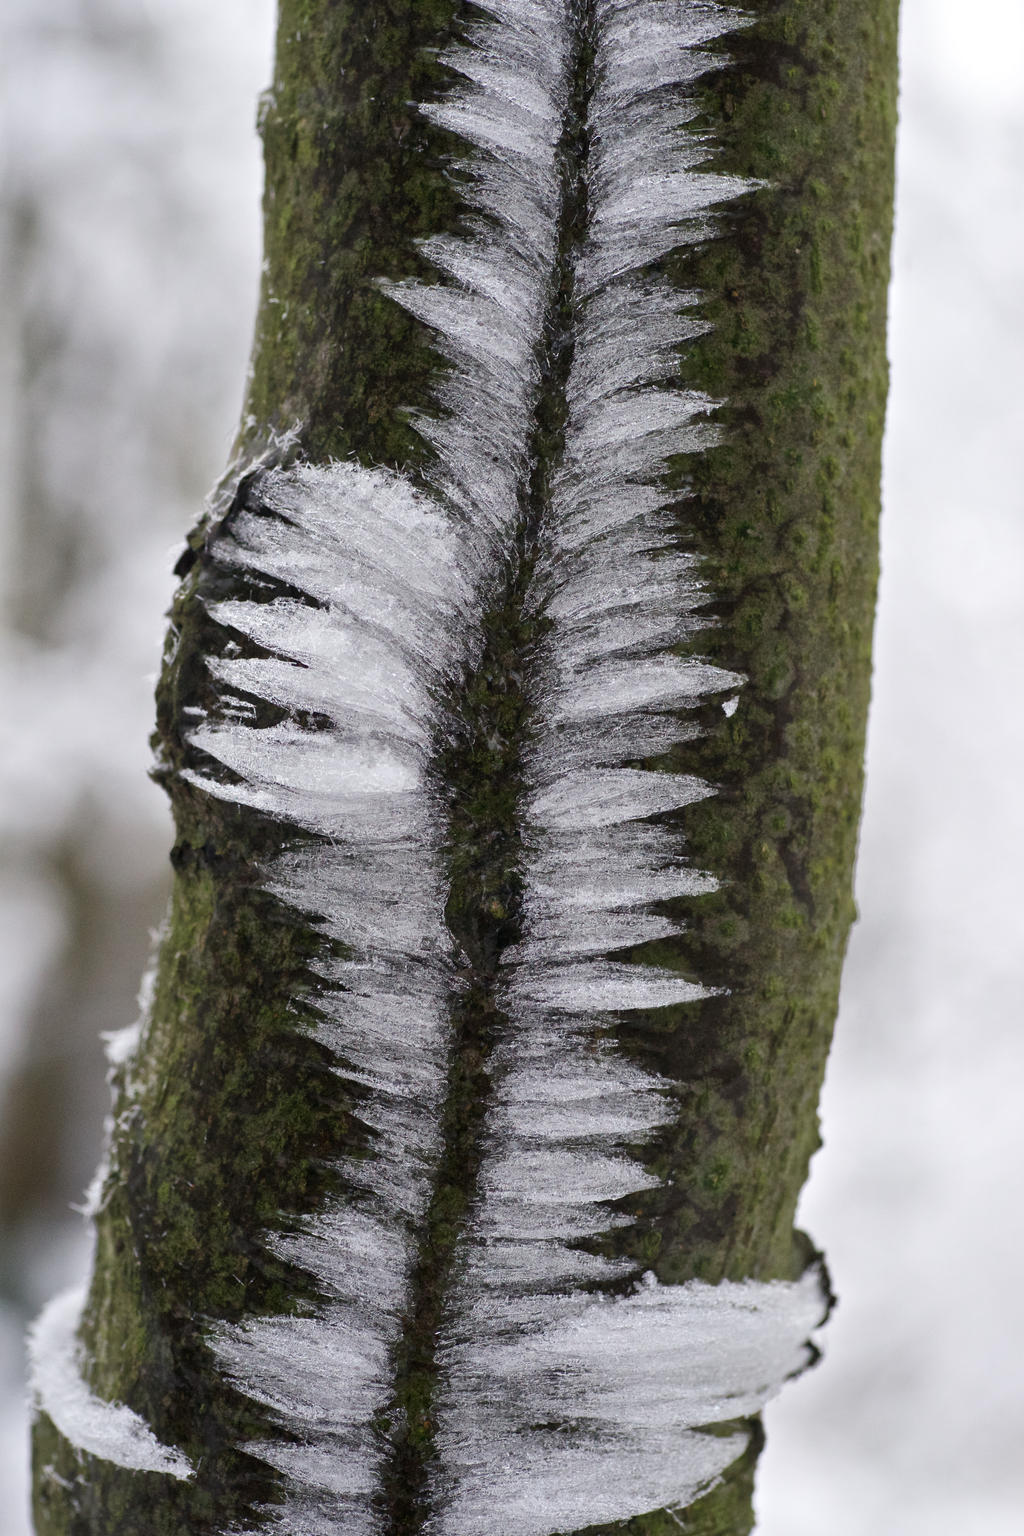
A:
[30, 3, 898, 1535]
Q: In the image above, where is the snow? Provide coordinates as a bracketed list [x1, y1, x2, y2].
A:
[188, 460, 474, 837]
[27, 1287, 193, 1480]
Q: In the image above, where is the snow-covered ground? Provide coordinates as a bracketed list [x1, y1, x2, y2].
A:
[2, 2, 1022, 1533]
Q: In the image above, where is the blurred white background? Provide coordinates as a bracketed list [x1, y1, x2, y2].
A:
[1, 1, 1021, 1532]
[0, 0, 278, 1521]
[757, 3, 1024, 1532]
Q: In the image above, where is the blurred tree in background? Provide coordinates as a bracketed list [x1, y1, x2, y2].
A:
[0, 0, 275, 1516]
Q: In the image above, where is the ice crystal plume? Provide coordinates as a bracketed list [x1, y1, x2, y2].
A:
[73, 1, 831, 1532]
[186, 462, 473, 1536]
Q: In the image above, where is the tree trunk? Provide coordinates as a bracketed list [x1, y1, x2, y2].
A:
[29, 2, 898, 1533]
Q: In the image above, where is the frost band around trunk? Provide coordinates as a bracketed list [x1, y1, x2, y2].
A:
[30, 0, 898, 1533]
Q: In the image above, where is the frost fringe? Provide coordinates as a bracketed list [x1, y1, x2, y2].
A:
[44, 2, 830, 1531]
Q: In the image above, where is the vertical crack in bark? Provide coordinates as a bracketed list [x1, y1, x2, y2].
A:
[380, 6, 597, 1531]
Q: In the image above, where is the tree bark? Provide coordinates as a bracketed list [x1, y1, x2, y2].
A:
[30, 2, 898, 1533]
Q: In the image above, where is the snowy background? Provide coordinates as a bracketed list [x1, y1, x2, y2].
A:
[0, 1, 1021, 1532]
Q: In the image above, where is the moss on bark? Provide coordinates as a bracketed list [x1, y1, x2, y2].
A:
[240, 0, 476, 466]
[32, 1, 898, 1533]
[622, 0, 899, 1288]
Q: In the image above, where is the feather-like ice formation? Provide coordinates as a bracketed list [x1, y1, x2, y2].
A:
[382, 0, 571, 570]
[431, 1266, 827, 1536]
[187, 461, 474, 838]
[173, 3, 816, 1533]
[187, 462, 470, 1531]
[427, 3, 763, 1529]
[28, 1288, 194, 1480]
[579, 1, 753, 291]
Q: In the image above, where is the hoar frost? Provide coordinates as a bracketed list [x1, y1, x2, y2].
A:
[63, 0, 829, 1530]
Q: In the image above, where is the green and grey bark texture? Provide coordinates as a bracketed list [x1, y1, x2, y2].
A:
[30, 1, 898, 1532]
